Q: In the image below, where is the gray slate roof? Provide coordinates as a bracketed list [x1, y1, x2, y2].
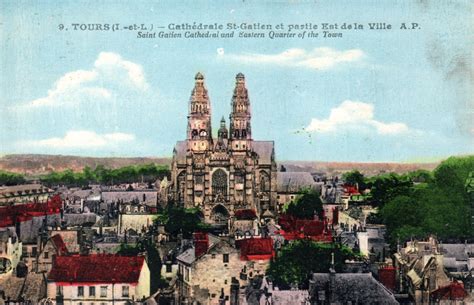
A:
[252, 141, 274, 165]
[173, 141, 187, 165]
[440, 244, 474, 261]
[277, 172, 316, 193]
[309, 273, 399, 304]
[176, 247, 195, 265]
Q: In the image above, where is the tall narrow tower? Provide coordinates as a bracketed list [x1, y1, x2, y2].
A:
[187, 72, 212, 151]
[229, 73, 252, 151]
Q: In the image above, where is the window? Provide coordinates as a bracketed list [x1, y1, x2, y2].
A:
[185, 268, 189, 281]
[89, 286, 95, 297]
[78, 286, 84, 297]
[32, 247, 37, 256]
[223, 253, 229, 263]
[122, 285, 129, 297]
[166, 264, 172, 273]
[212, 169, 228, 196]
[100, 286, 107, 297]
[44, 251, 49, 259]
[56, 285, 63, 296]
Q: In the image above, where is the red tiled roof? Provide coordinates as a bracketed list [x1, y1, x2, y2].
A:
[431, 282, 467, 300]
[0, 194, 62, 228]
[237, 238, 274, 261]
[48, 255, 145, 284]
[234, 209, 257, 220]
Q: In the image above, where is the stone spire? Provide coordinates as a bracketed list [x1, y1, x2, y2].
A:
[189, 72, 210, 115]
[187, 72, 212, 150]
[229, 73, 252, 151]
[218, 116, 228, 139]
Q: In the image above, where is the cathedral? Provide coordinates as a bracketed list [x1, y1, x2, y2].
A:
[170, 72, 277, 225]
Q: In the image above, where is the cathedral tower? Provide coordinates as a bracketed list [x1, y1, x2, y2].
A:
[187, 72, 212, 151]
[229, 73, 252, 151]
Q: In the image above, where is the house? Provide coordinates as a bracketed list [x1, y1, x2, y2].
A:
[393, 238, 471, 304]
[101, 191, 158, 207]
[0, 228, 22, 278]
[0, 184, 52, 206]
[0, 272, 47, 304]
[276, 172, 319, 212]
[118, 202, 157, 235]
[357, 224, 389, 261]
[47, 254, 150, 304]
[0, 194, 62, 243]
[308, 271, 400, 304]
[176, 234, 246, 304]
[257, 277, 310, 305]
[35, 234, 69, 273]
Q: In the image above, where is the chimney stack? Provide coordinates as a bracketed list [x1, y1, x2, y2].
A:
[193, 232, 209, 258]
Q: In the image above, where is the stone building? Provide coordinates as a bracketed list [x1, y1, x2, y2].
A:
[47, 254, 150, 304]
[171, 73, 277, 226]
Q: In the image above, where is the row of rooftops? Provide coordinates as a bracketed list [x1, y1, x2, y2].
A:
[0, 184, 52, 199]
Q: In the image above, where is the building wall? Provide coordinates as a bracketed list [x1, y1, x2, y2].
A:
[0, 236, 22, 277]
[118, 214, 157, 234]
[135, 259, 151, 301]
[178, 247, 245, 304]
[47, 281, 143, 305]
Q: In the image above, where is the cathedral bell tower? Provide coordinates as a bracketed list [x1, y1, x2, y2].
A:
[187, 72, 213, 151]
[229, 73, 252, 151]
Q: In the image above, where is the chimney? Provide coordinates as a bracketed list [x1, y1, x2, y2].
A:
[329, 252, 336, 303]
[193, 232, 209, 258]
[378, 266, 396, 292]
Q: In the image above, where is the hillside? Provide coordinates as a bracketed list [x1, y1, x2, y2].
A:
[0, 154, 439, 177]
[0, 154, 171, 176]
[277, 160, 438, 177]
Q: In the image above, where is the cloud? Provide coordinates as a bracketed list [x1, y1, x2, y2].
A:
[20, 130, 135, 149]
[94, 52, 148, 90]
[305, 100, 410, 135]
[224, 47, 364, 70]
[17, 52, 148, 109]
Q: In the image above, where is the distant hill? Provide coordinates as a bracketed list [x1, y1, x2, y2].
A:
[0, 154, 171, 176]
[279, 160, 439, 177]
[0, 154, 439, 177]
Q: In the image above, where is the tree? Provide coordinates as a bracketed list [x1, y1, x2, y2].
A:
[284, 189, 323, 219]
[158, 206, 209, 239]
[0, 171, 26, 185]
[267, 240, 358, 289]
[367, 173, 412, 207]
[378, 156, 474, 247]
[342, 170, 365, 188]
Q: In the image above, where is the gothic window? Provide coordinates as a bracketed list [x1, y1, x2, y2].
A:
[235, 174, 244, 184]
[195, 175, 204, 184]
[212, 169, 228, 196]
[234, 130, 240, 138]
[192, 129, 198, 139]
[241, 129, 247, 137]
[177, 171, 186, 203]
[260, 171, 270, 192]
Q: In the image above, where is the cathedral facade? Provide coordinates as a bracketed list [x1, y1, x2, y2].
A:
[170, 73, 277, 225]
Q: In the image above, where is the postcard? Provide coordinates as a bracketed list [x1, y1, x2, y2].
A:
[0, 1, 472, 304]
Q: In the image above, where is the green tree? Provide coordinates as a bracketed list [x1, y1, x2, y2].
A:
[378, 156, 474, 246]
[342, 170, 366, 188]
[267, 240, 358, 289]
[0, 171, 26, 185]
[284, 189, 323, 219]
[367, 173, 412, 207]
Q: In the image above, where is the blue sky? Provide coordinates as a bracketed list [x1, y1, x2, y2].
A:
[0, 0, 472, 162]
